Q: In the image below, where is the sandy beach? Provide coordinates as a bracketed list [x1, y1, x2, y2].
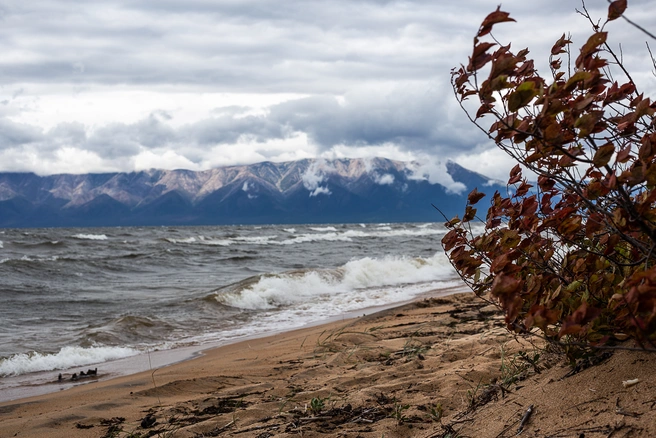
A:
[1, 290, 655, 438]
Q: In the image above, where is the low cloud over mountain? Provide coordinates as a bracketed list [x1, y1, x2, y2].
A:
[0, 158, 502, 227]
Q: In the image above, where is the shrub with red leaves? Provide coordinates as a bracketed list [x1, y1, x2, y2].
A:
[446, 1, 656, 356]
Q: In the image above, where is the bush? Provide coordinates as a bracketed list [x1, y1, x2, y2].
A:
[444, 1, 656, 356]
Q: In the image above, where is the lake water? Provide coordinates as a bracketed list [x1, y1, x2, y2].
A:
[0, 222, 473, 401]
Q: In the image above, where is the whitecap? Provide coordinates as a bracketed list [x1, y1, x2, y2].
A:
[0, 346, 139, 376]
[72, 234, 108, 241]
[216, 253, 457, 311]
[164, 237, 197, 244]
[309, 226, 337, 232]
[279, 233, 353, 245]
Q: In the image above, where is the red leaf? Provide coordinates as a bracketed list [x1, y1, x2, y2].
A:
[476, 103, 493, 118]
[508, 174, 522, 185]
[467, 188, 487, 205]
[490, 274, 523, 297]
[463, 205, 477, 222]
[442, 229, 462, 252]
[468, 42, 496, 71]
[478, 7, 516, 37]
[551, 33, 572, 55]
[608, 0, 627, 21]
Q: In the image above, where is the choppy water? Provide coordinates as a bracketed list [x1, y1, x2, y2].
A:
[0, 222, 471, 398]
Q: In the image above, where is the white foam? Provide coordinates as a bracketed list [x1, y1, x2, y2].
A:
[200, 239, 232, 246]
[234, 235, 279, 243]
[165, 237, 197, 244]
[309, 226, 338, 232]
[72, 234, 108, 241]
[0, 346, 139, 377]
[217, 253, 456, 311]
[0, 240, 3, 248]
[283, 228, 296, 234]
[279, 233, 353, 245]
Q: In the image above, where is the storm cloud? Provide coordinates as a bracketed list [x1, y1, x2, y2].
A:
[0, 0, 655, 179]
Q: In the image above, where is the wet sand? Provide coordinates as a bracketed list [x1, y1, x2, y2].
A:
[1, 291, 655, 437]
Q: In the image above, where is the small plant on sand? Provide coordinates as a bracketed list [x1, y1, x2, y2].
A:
[445, 1, 656, 359]
[401, 338, 428, 359]
[428, 403, 444, 422]
[309, 396, 326, 415]
[390, 402, 410, 425]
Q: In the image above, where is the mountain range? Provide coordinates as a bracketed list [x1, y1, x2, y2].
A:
[0, 158, 502, 228]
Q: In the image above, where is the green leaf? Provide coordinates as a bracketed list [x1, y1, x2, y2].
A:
[507, 81, 538, 112]
[592, 143, 615, 168]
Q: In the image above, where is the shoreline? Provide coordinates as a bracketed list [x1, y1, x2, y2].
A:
[3, 288, 655, 438]
[0, 284, 468, 404]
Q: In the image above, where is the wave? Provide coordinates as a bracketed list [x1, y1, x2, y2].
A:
[0, 255, 59, 265]
[0, 240, 3, 248]
[164, 237, 197, 244]
[72, 234, 108, 241]
[0, 346, 138, 377]
[309, 226, 338, 232]
[13, 240, 65, 248]
[213, 253, 456, 311]
[83, 315, 177, 345]
[162, 226, 448, 248]
[220, 255, 258, 262]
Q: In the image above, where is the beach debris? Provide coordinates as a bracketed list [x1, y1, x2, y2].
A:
[622, 378, 640, 388]
[55, 368, 99, 383]
[140, 413, 157, 429]
[516, 404, 534, 435]
[75, 422, 94, 429]
[615, 397, 641, 417]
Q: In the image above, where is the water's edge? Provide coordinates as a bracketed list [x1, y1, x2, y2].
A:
[0, 285, 468, 404]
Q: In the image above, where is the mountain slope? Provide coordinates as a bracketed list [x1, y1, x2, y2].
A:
[0, 158, 503, 227]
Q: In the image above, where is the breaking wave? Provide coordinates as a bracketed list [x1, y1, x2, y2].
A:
[213, 253, 456, 311]
[72, 234, 108, 241]
[309, 226, 338, 232]
[0, 346, 139, 376]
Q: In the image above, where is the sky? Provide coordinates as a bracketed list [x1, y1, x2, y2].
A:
[0, 0, 655, 181]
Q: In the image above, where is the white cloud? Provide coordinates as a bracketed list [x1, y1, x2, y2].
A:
[302, 159, 334, 196]
[373, 173, 394, 185]
[408, 157, 466, 195]
[309, 186, 331, 197]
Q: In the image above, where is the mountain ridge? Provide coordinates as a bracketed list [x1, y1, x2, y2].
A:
[0, 158, 503, 227]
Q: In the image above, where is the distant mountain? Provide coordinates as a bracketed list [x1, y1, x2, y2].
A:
[0, 158, 503, 228]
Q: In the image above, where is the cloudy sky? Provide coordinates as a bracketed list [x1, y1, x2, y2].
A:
[1, 0, 655, 180]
